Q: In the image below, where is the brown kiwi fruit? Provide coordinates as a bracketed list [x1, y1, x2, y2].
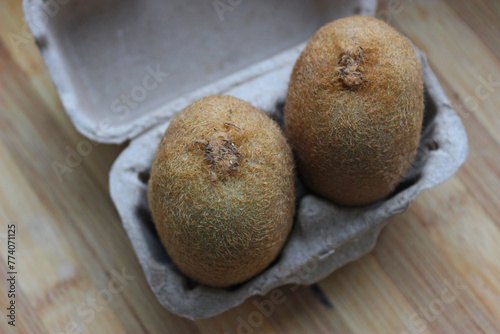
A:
[285, 16, 424, 206]
[148, 95, 295, 287]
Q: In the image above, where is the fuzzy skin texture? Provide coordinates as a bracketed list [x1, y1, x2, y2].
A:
[285, 16, 424, 206]
[148, 95, 295, 287]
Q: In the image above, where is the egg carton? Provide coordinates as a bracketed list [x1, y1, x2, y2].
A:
[24, 0, 467, 319]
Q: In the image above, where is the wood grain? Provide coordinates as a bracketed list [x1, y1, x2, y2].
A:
[1, 0, 499, 333]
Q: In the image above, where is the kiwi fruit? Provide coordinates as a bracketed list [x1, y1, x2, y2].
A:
[285, 16, 424, 206]
[148, 95, 295, 288]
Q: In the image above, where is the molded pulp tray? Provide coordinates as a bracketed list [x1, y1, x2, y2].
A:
[24, 0, 467, 319]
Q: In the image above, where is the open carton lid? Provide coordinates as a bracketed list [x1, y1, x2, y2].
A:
[23, 0, 377, 144]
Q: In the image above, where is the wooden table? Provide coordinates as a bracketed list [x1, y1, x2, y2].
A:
[1, 0, 499, 333]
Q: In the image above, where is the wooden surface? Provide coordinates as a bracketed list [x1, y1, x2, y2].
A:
[1, 0, 500, 333]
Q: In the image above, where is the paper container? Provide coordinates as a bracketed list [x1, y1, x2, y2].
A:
[24, 0, 467, 319]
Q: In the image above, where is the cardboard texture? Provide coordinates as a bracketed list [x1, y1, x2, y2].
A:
[24, 0, 467, 319]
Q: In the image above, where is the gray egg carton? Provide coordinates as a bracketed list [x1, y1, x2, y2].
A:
[24, 0, 467, 319]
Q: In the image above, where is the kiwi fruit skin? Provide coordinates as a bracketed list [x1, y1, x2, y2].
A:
[285, 16, 424, 206]
[148, 95, 295, 288]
